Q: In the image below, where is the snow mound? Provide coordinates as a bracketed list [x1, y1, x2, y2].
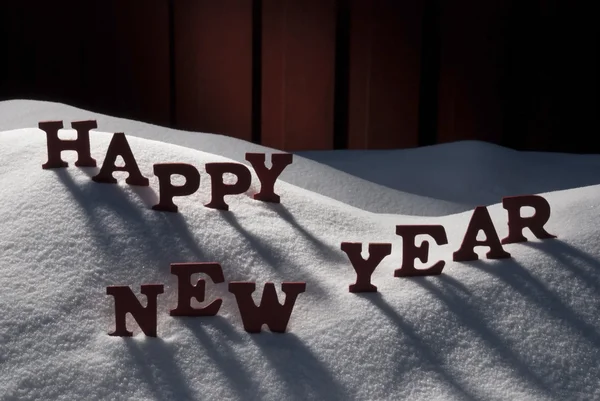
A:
[299, 140, 600, 206]
[1, 127, 600, 400]
[0, 100, 464, 216]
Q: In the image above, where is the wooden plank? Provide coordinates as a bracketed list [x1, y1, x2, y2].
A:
[436, 0, 599, 153]
[436, 0, 510, 145]
[174, 0, 253, 141]
[348, 0, 424, 150]
[0, 1, 171, 126]
[110, 0, 171, 126]
[262, 0, 337, 150]
[346, 0, 371, 149]
[517, 0, 599, 153]
[498, 0, 553, 151]
[0, 1, 86, 103]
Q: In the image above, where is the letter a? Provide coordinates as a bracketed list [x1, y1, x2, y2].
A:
[453, 206, 511, 261]
[228, 282, 306, 333]
[40, 120, 97, 169]
[106, 284, 164, 337]
[92, 133, 149, 186]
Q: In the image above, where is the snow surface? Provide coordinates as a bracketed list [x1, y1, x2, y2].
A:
[1, 100, 600, 401]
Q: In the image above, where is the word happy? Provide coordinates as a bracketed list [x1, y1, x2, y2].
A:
[39, 120, 556, 337]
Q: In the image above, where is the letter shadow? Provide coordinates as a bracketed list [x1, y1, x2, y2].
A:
[250, 331, 352, 401]
[412, 274, 555, 398]
[264, 202, 348, 266]
[177, 316, 260, 400]
[465, 253, 600, 350]
[357, 292, 483, 401]
[217, 211, 328, 297]
[52, 169, 215, 283]
[521, 239, 600, 294]
[123, 337, 200, 401]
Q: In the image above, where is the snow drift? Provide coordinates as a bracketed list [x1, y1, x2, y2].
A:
[1, 101, 600, 401]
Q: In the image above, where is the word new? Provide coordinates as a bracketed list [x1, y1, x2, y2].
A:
[39, 120, 294, 212]
[107, 262, 306, 336]
[341, 194, 556, 292]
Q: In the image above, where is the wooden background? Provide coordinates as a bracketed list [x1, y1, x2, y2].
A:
[0, 0, 597, 152]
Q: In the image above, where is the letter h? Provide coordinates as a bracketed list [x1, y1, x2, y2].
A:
[39, 120, 97, 169]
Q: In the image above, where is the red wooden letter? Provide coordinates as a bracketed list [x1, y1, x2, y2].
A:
[170, 262, 225, 316]
[106, 284, 164, 337]
[228, 282, 306, 333]
[152, 163, 201, 213]
[502, 195, 556, 244]
[245, 153, 293, 202]
[205, 163, 252, 210]
[92, 133, 149, 186]
[395, 225, 448, 277]
[340, 242, 392, 292]
[453, 206, 511, 261]
[40, 120, 97, 169]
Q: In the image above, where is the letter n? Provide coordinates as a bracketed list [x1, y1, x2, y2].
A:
[40, 120, 97, 169]
[106, 284, 164, 337]
[228, 282, 306, 333]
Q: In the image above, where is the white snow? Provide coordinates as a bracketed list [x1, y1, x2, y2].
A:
[1, 100, 600, 401]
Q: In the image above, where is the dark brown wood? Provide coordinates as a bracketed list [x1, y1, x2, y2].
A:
[436, 0, 510, 145]
[0, 1, 87, 103]
[262, 0, 337, 150]
[106, 284, 164, 337]
[2, 0, 597, 154]
[170, 262, 226, 317]
[152, 163, 201, 213]
[501, 195, 556, 244]
[0, 1, 171, 125]
[394, 225, 448, 277]
[341, 242, 392, 293]
[109, 0, 171, 126]
[453, 206, 511, 262]
[92, 133, 150, 186]
[39, 120, 97, 169]
[348, 0, 424, 149]
[245, 153, 294, 202]
[509, 0, 599, 153]
[174, 0, 253, 141]
[228, 282, 307, 333]
[204, 163, 252, 211]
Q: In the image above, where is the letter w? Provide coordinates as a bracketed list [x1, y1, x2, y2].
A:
[228, 282, 306, 333]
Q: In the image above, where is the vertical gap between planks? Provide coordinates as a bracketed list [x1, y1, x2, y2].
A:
[252, 0, 263, 144]
[333, 0, 350, 150]
[364, 7, 373, 149]
[281, 0, 288, 150]
[168, 0, 177, 127]
[417, 0, 441, 146]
